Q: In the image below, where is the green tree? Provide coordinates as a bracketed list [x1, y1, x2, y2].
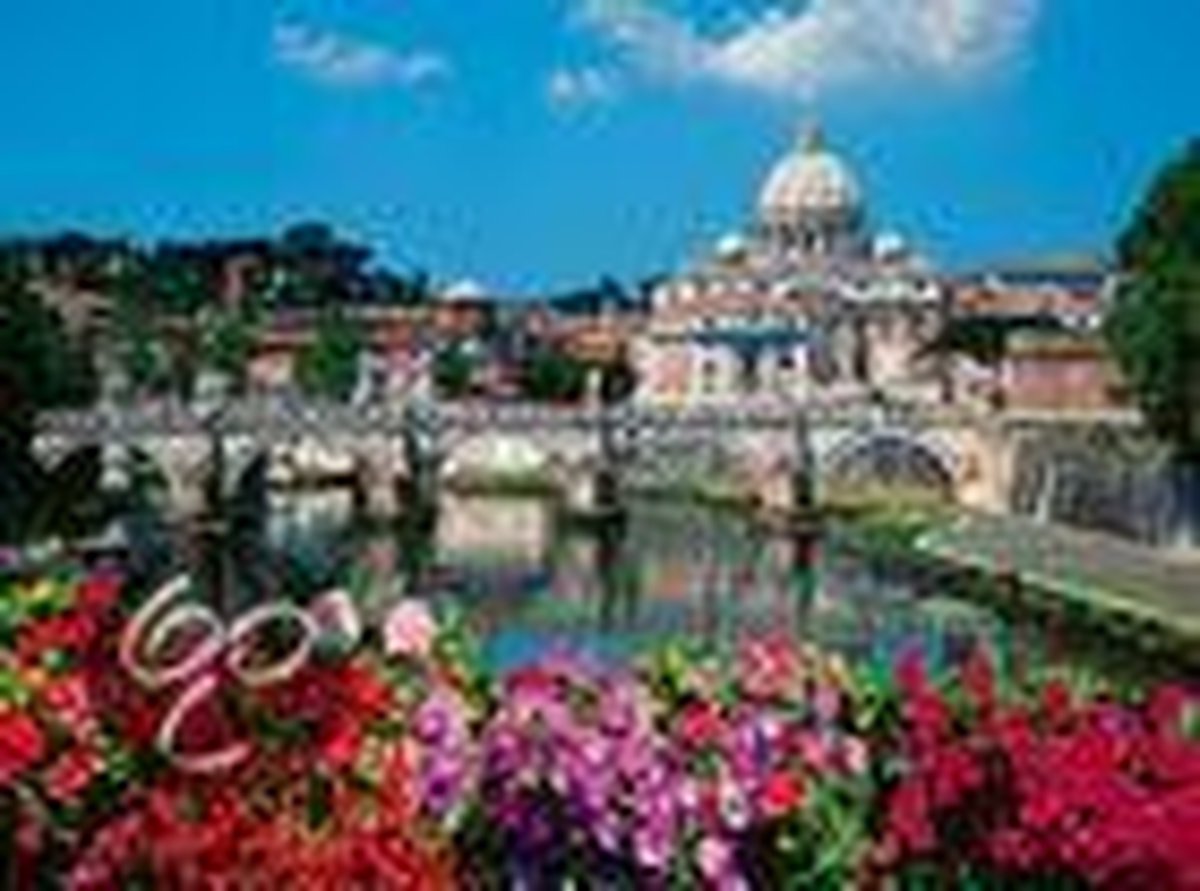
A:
[432, 344, 476, 400]
[929, 317, 1012, 367]
[296, 309, 363, 401]
[371, 269, 433, 306]
[200, 305, 258, 391]
[150, 244, 219, 316]
[521, 347, 588, 403]
[106, 257, 179, 397]
[0, 259, 98, 541]
[277, 222, 371, 308]
[598, 354, 638, 404]
[1107, 138, 1200, 543]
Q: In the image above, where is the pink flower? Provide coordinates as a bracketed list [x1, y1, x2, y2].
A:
[718, 775, 751, 831]
[737, 636, 804, 701]
[813, 683, 842, 724]
[797, 731, 832, 772]
[383, 599, 438, 660]
[696, 835, 735, 883]
[633, 824, 675, 871]
[842, 736, 869, 775]
[310, 589, 363, 651]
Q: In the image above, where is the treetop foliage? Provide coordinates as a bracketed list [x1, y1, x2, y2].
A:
[1107, 138, 1200, 460]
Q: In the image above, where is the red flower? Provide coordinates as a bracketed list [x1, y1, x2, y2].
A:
[758, 770, 806, 819]
[76, 573, 121, 615]
[882, 660, 1200, 884]
[40, 673, 98, 740]
[0, 709, 47, 786]
[18, 611, 95, 662]
[44, 744, 100, 802]
[337, 663, 393, 719]
[506, 664, 561, 697]
[1040, 678, 1074, 728]
[675, 701, 726, 749]
[378, 744, 417, 822]
[903, 688, 950, 752]
[70, 776, 456, 891]
[895, 648, 930, 699]
[961, 647, 996, 718]
[1148, 684, 1193, 736]
[320, 718, 363, 771]
[886, 781, 935, 854]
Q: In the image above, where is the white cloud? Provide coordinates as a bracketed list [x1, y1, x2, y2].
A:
[575, 0, 1039, 102]
[273, 22, 452, 90]
[546, 66, 620, 110]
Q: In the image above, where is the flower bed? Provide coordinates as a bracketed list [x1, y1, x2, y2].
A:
[2, 570, 1199, 888]
[871, 650, 1200, 888]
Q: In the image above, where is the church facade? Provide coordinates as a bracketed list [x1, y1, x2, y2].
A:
[633, 127, 948, 406]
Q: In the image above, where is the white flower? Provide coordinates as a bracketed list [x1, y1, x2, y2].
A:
[309, 589, 363, 651]
[383, 599, 439, 660]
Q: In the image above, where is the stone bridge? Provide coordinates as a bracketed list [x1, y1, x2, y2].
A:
[34, 396, 1142, 521]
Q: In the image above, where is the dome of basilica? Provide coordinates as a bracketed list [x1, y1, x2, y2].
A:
[758, 125, 864, 227]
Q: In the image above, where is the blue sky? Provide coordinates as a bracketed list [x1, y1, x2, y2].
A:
[0, 0, 1196, 293]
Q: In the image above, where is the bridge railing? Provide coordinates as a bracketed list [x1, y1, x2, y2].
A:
[36, 395, 1144, 446]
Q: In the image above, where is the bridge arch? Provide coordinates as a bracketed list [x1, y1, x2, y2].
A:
[820, 430, 957, 501]
[439, 427, 599, 486]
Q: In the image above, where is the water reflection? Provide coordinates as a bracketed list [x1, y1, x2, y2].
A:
[119, 486, 1145, 682]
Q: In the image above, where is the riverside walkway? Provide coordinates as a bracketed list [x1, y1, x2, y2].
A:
[916, 514, 1200, 642]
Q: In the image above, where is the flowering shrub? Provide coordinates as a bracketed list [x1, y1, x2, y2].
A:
[0, 574, 455, 888]
[0, 573, 132, 878]
[873, 650, 1200, 889]
[453, 636, 873, 888]
[7, 571, 1200, 889]
[67, 759, 455, 890]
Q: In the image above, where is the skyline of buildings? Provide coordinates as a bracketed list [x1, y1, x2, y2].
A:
[4, 120, 1130, 418]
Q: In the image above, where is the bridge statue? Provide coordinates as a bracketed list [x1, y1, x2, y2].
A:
[33, 392, 1142, 525]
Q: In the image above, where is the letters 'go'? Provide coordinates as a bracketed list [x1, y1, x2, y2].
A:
[119, 575, 320, 775]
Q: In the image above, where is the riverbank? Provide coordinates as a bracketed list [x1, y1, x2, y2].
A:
[832, 502, 1200, 675]
[916, 514, 1200, 657]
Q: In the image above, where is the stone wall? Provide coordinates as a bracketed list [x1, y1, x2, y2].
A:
[1010, 428, 1176, 545]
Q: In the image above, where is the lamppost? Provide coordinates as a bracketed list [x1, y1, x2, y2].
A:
[191, 368, 236, 614]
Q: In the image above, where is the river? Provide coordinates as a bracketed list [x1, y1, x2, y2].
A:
[178, 489, 1131, 685]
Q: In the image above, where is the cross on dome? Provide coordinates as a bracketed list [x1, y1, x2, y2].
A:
[799, 119, 826, 153]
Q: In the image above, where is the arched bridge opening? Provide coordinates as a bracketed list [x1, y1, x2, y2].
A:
[822, 432, 957, 504]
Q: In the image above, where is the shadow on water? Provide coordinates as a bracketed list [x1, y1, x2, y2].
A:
[107, 467, 1180, 689]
